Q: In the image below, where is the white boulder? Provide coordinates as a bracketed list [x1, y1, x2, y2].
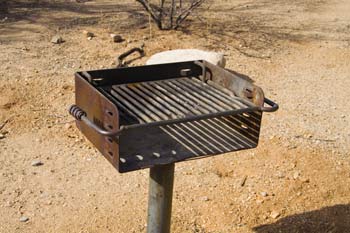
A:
[146, 49, 226, 68]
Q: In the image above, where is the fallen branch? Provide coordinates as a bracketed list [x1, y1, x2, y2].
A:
[0, 117, 11, 131]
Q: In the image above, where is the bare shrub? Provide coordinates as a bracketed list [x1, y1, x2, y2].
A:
[0, 0, 8, 14]
[136, 0, 205, 30]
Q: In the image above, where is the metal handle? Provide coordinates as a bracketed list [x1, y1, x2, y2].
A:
[117, 47, 145, 68]
[260, 98, 279, 112]
[68, 105, 122, 136]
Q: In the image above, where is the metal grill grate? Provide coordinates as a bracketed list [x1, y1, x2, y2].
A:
[109, 77, 253, 125]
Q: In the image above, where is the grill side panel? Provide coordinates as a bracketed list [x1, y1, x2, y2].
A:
[75, 74, 120, 169]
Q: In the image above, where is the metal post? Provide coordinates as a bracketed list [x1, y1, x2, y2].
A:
[147, 163, 175, 233]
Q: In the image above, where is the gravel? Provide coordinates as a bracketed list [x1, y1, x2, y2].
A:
[19, 216, 29, 222]
[31, 160, 43, 167]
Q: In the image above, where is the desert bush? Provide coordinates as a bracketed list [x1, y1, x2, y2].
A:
[0, 0, 8, 14]
[136, 0, 205, 30]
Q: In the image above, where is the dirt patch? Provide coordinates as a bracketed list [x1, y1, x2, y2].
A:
[1, 0, 350, 232]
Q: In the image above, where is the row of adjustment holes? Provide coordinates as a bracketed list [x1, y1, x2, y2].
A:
[119, 151, 177, 164]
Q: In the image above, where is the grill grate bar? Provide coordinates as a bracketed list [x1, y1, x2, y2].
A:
[111, 89, 153, 123]
[150, 82, 205, 115]
[165, 81, 217, 113]
[190, 79, 248, 110]
[170, 80, 225, 112]
[139, 83, 188, 117]
[175, 79, 230, 111]
[128, 85, 176, 118]
[119, 85, 169, 120]
[106, 91, 147, 124]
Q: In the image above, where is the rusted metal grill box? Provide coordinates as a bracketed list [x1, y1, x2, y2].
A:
[70, 60, 278, 173]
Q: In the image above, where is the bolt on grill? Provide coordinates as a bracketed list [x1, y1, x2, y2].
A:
[69, 59, 278, 233]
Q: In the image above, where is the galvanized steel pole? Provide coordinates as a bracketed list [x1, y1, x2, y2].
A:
[147, 163, 175, 233]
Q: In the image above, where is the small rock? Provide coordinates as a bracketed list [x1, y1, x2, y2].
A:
[19, 216, 29, 222]
[260, 191, 268, 197]
[293, 171, 300, 179]
[276, 171, 285, 179]
[64, 123, 72, 130]
[200, 196, 209, 202]
[82, 30, 94, 38]
[256, 199, 264, 204]
[0, 133, 5, 139]
[270, 211, 280, 219]
[303, 133, 312, 139]
[240, 175, 247, 187]
[110, 34, 124, 43]
[301, 177, 310, 183]
[51, 35, 63, 44]
[87, 36, 93, 41]
[31, 160, 43, 167]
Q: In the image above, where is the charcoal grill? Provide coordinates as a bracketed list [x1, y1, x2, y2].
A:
[69, 60, 278, 233]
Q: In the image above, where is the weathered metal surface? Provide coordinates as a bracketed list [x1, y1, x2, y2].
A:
[117, 47, 145, 68]
[71, 60, 278, 173]
[202, 61, 265, 106]
[147, 163, 175, 233]
[74, 74, 120, 169]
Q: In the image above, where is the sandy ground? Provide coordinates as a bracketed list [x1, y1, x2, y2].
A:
[0, 0, 350, 232]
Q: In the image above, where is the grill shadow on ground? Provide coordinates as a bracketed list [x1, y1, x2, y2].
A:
[253, 204, 350, 233]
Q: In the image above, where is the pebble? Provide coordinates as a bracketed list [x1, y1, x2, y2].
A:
[0, 133, 5, 139]
[260, 191, 268, 197]
[293, 171, 300, 179]
[110, 34, 123, 43]
[240, 175, 247, 187]
[82, 30, 94, 38]
[256, 199, 264, 204]
[200, 196, 209, 201]
[276, 171, 285, 179]
[51, 35, 63, 44]
[301, 177, 310, 183]
[270, 211, 280, 219]
[64, 123, 72, 130]
[31, 160, 43, 167]
[19, 216, 29, 222]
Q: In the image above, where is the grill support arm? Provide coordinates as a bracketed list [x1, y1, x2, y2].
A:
[147, 163, 175, 233]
